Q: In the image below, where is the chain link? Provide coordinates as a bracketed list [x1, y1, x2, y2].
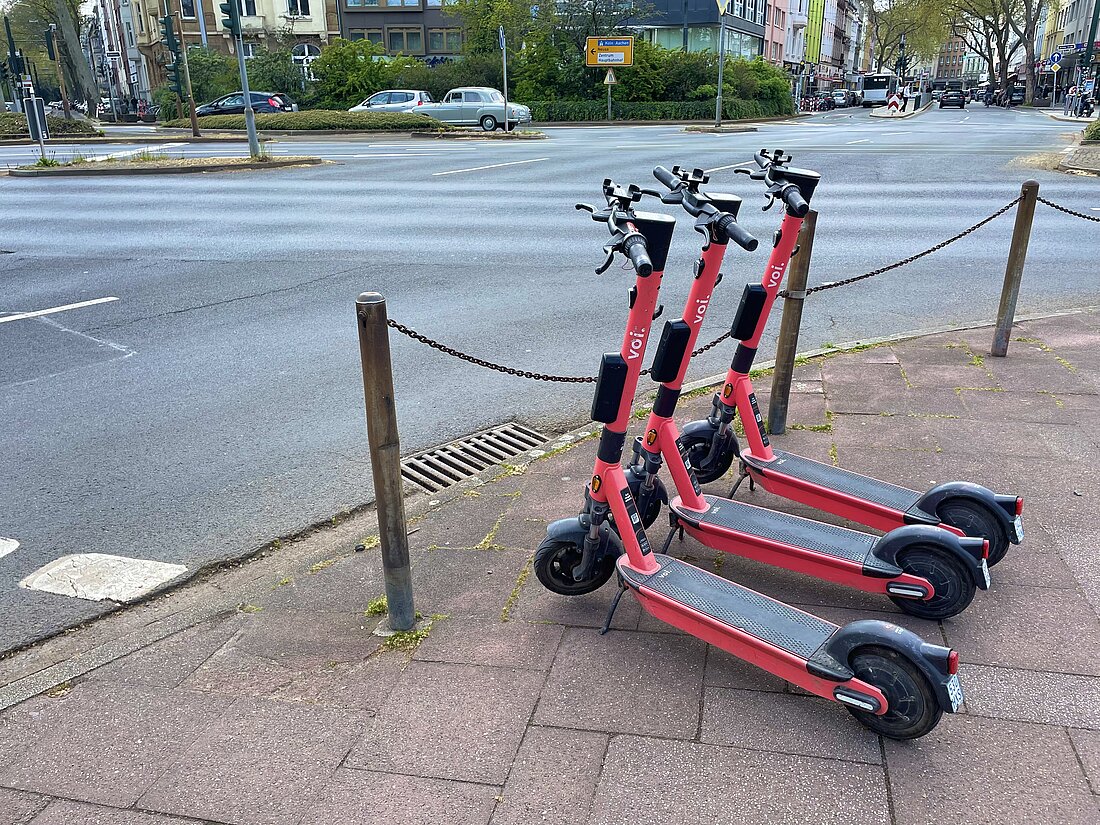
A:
[1037, 196, 1100, 224]
[387, 320, 733, 383]
[780, 196, 1023, 299]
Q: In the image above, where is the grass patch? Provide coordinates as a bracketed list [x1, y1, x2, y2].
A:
[272, 577, 293, 589]
[1054, 356, 1077, 373]
[356, 535, 381, 552]
[828, 443, 839, 467]
[33, 156, 61, 167]
[365, 595, 388, 616]
[1086, 121, 1100, 141]
[1037, 390, 1066, 408]
[382, 614, 448, 652]
[238, 603, 263, 613]
[501, 555, 533, 622]
[161, 109, 451, 131]
[471, 514, 507, 551]
[308, 558, 338, 574]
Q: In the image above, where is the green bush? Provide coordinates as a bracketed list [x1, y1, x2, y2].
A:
[160, 109, 450, 131]
[525, 97, 789, 122]
[1085, 120, 1100, 141]
[0, 112, 102, 137]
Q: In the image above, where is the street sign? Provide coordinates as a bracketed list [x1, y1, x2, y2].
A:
[716, 0, 731, 13]
[106, 50, 121, 58]
[586, 37, 634, 67]
[1050, 51, 1062, 64]
[498, 25, 505, 51]
[886, 93, 902, 112]
[1052, 63, 1061, 73]
[604, 68, 618, 85]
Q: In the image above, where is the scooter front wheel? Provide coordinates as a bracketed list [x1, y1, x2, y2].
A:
[534, 538, 616, 596]
[846, 646, 942, 740]
[891, 546, 976, 620]
[681, 431, 735, 485]
[937, 499, 1009, 566]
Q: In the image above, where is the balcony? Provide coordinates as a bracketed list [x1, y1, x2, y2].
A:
[241, 15, 266, 32]
[790, 11, 808, 30]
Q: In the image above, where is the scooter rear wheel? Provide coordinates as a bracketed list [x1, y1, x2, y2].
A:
[891, 546, 976, 620]
[937, 499, 1009, 566]
[847, 646, 942, 740]
[680, 432, 735, 485]
[534, 538, 616, 596]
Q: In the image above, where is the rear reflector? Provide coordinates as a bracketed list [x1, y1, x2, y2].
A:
[947, 650, 959, 675]
[982, 540, 990, 560]
[1016, 497, 1024, 515]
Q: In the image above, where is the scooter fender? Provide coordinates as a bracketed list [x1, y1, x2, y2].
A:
[872, 525, 990, 590]
[544, 516, 623, 579]
[820, 619, 959, 714]
[911, 482, 1021, 544]
[680, 418, 739, 465]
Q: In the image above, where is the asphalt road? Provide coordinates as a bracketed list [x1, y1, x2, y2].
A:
[1, 105, 1097, 651]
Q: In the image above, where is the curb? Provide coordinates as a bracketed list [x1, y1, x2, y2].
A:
[407, 130, 547, 140]
[682, 125, 758, 134]
[0, 135, 267, 145]
[7, 157, 324, 177]
[531, 115, 801, 128]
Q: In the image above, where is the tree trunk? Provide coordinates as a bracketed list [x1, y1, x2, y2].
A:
[1023, 40, 1037, 104]
[50, 0, 98, 110]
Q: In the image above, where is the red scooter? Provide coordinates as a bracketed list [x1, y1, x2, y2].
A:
[679, 150, 1024, 566]
[625, 164, 989, 620]
[535, 178, 965, 739]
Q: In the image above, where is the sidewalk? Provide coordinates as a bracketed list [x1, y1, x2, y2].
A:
[1, 310, 1099, 825]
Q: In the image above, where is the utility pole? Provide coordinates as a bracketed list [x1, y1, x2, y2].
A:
[220, 0, 260, 157]
[715, 0, 729, 127]
[173, 8, 200, 137]
[4, 15, 22, 114]
[46, 25, 72, 120]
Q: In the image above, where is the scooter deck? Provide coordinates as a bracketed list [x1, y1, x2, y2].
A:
[744, 449, 923, 512]
[671, 495, 881, 566]
[620, 553, 837, 660]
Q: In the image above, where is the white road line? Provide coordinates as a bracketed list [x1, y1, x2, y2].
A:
[0, 537, 18, 559]
[705, 161, 755, 173]
[0, 296, 119, 325]
[102, 142, 186, 159]
[846, 138, 871, 144]
[432, 157, 549, 176]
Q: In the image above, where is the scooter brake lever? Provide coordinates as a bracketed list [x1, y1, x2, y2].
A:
[576, 203, 595, 213]
[595, 246, 616, 275]
[761, 194, 776, 212]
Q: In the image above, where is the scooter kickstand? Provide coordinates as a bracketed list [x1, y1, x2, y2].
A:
[728, 468, 750, 498]
[599, 578, 627, 635]
[659, 526, 679, 555]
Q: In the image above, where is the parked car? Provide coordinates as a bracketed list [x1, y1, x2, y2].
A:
[1009, 86, 1025, 105]
[939, 90, 966, 109]
[349, 90, 434, 113]
[419, 87, 532, 131]
[196, 92, 296, 117]
[831, 90, 850, 108]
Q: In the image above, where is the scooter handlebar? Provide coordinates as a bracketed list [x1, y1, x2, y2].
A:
[652, 165, 679, 190]
[781, 185, 810, 218]
[717, 213, 759, 251]
[622, 232, 653, 277]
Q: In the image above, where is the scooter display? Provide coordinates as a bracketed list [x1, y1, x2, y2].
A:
[626, 165, 989, 620]
[680, 150, 1024, 566]
[535, 177, 965, 739]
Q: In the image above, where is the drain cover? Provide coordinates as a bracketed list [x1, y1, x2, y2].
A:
[401, 422, 547, 492]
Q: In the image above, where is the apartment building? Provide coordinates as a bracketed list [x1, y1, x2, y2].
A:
[340, 0, 464, 59]
[934, 32, 967, 80]
[639, 0, 766, 58]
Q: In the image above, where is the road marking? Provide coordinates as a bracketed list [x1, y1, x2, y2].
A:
[0, 296, 118, 325]
[846, 138, 871, 144]
[705, 161, 755, 173]
[20, 553, 188, 602]
[0, 538, 18, 559]
[102, 142, 186, 159]
[432, 157, 549, 176]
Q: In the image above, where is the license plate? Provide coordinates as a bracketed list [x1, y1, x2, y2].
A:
[946, 673, 964, 712]
[980, 559, 991, 588]
[1013, 514, 1024, 543]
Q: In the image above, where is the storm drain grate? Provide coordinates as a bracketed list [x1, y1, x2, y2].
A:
[401, 422, 548, 493]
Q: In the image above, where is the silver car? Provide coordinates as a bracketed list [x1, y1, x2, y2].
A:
[349, 90, 434, 113]
[420, 87, 532, 131]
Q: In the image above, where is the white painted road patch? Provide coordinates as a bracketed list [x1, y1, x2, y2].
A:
[0, 537, 18, 559]
[20, 554, 187, 602]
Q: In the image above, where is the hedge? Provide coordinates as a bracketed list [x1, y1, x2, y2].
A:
[160, 110, 450, 131]
[526, 98, 790, 122]
[0, 113, 102, 138]
[1085, 120, 1100, 141]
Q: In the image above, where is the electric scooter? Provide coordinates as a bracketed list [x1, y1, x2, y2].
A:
[534, 177, 965, 739]
[626, 165, 989, 620]
[679, 150, 1024, 565]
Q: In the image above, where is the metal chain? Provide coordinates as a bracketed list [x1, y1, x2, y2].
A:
[387, 320, 733, 383]
[780, 196, 1023, 298]
[1037, 196, 1100, 224]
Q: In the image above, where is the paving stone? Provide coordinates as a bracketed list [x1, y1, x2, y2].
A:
[345, 661, 543, 784]
[223, 610, 385, 669]
[180, 646, 297, 697]
[0, 683, 230, 808]
[409, 546, 529, 619]
[958, 388, 1069, 424]
[590, 736, 890, 825]
[1069, 729, 1100, 795]
[884, 714, 1094, 825]
[984, 540, 1080, 589]
[86, 612, 245, 688]
[830, 412, 943, 452]
[490, 726, 608, 825]
[827, 382, 966, 417]
[271, 652, 407, 713]
[703, 646, 787, 692]
[0, 787, 48, 825]
[507, 573, 642, 631]
[958, 664, 1100, 729]
[27, 801, 196, 825]
[700, 687, 881, 763]
[1042, 521, 1100, 618]
[941, 583, 1100, 676]
[139, 697, 370, 825]
[298, 768, 498, 825]
[260, 553, 386, 612]
[534, 628, 705, 739]
[0, 698, 49, 774]
[412, 616, 563, 671]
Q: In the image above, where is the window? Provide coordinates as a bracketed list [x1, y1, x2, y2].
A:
[349, 28, 383, 43]
[237, 0, 256, 15]
[241, 42, 256, 58]
[463, 90, 484, 102]
[181, 0, 196, 18]
[428, 28, 461, 53]
[388, 27, 423, 53]
[136, 4, 144, 33]
[288, 0, 310, 14]
[125, 21, 135, 47]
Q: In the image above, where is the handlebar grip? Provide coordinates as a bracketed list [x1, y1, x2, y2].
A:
[718, 214, 759, 251]
[623, 234, 653, 276]
[782, 185, 809, 218]
[753, 151, 769, 169]
[653, 165, 678, 190]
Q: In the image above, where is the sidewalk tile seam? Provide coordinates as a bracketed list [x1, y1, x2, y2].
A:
[330, 764, 506, 790]
[694, 647, 709, 742]
[877, 737, 898, 825]
[1067, 729, 1100, 796]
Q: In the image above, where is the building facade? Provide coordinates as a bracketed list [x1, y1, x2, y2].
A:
[784, 0, 808, 70]
[934, 32, 967, 80]
[640, 0, 766, 58]
[340, 0, 463, 59]
[762, 1, 786, 65]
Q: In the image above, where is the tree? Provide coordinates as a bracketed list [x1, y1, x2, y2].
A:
[1005, 0, 1049, 103]
[446, 0, 533, 56]
[3, 0, 97, 108]
[865, 0, 947, 72]
[945, 0, 1022, 94]
[307, 38, 416, 109]
[182, 47, 236, 104]
[549, 0, 655, 60]
[247, 47, 306, 97]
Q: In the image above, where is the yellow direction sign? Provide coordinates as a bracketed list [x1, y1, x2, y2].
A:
[586, 36, 634, 67]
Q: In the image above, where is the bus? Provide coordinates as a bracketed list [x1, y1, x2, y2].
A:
[860, 72, 899, 107]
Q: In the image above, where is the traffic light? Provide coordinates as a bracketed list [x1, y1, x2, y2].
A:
[159, 15, 178, 53]
[44, 28, 54, 61]
[0, 62, 9, 85]
[165, 60, 184, 97]
[220, 1, 241, 37]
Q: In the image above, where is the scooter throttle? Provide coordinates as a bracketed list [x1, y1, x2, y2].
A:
[652, 165, 679, 190]
[780, 185, 809, 218]
[622, 233, 653, 276]
[717, 213, 759, 251]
